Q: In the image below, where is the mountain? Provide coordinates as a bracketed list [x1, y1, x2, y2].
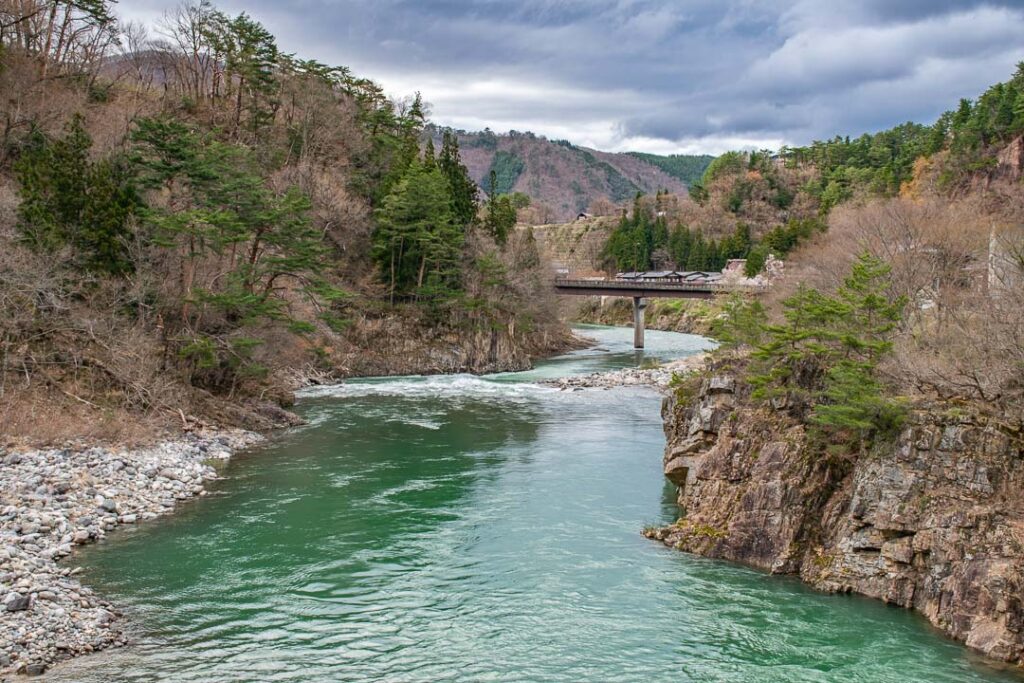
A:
[429, 127, 713, 222]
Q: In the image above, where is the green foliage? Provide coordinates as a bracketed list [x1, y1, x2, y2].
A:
[711, 294, 767, 349]
[602, 164, 639, 203]
[372, 160, 463, 303]
[130, 116, 335, 388]
[626, 153, 715, 187]
[701, 151, 746, 185]
[14, 115, 137, 274]
[743, 246, 768, 277]
[782, 122, 934, 207]
[203, 11, 282, 138]
[683, 64, 1024, 217]
[601, 194, 662, 271]
[942, 62, 1024, 185]
[577, 148, 640, 202]
[482, 151, 525, 195]
[438, 130, 478, 227]
[812, 361, 906, 434]
[667, 222, 752, 272]
[747, 253, 908, 443]
[508, 192, 531, 209]
[465, 129, 499, 150]
[482, 174, 517, 246]
[348, 84, 427, 204]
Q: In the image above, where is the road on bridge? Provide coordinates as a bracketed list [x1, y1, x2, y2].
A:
[554, 277, 763, 348]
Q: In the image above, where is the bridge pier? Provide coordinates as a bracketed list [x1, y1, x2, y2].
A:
[632, 297, 647, 349]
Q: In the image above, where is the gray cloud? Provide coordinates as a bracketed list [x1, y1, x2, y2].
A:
[118, 0, 1024, 153]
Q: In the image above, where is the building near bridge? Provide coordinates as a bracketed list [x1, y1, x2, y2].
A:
[614, 270, 723, 284]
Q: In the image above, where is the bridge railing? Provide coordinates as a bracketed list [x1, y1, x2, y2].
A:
[553, 278, 765, 293]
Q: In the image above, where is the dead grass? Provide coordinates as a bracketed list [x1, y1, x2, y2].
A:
[0, 388, 171, 448]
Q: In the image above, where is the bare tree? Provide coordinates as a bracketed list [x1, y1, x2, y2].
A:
[1, 0, 119, 79]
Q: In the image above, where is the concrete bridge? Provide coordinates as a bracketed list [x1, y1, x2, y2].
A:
[554, 277, 762, 349]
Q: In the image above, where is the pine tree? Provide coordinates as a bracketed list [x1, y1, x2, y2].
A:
[668, 225, 693, 268]
[224, 13, 281, 137]
[482, 170, 516, 246]
[686, 232, 707, 271]
[131, 116, 336, 330]
[373, 160, 462, 303]
[748, 252, 907, 443]
[14, 115, 136, 274]
[438, 131, 478, 228]
[423, 137, 436, 170]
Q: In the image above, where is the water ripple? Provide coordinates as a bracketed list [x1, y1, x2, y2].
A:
[45, 327, 1023, 683]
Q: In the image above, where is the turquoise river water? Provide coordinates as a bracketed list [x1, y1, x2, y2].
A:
[46, 326, 1024, 682]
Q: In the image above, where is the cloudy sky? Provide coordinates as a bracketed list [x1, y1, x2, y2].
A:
[121, 0, 1024, 154]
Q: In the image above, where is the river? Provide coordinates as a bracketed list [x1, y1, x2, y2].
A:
[45, 326, 1022, 682]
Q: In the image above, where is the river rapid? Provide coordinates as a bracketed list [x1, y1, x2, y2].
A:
[45, 326, 1023, 682]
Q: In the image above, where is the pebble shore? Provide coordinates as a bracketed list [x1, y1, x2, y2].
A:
[545, 353, 708, 391]
[0, 429, 261, 677]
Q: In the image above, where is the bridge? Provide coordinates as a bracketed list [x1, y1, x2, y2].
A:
[554, 277, 763, 349]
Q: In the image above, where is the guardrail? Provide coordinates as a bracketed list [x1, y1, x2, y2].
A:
[553, 278, 764, 293]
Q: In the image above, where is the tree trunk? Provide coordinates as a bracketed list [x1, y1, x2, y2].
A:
[40, 1, 58, 77]
[234, 77, 244, 135]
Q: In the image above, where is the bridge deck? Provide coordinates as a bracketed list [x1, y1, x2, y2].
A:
[553, 278, 761, 299]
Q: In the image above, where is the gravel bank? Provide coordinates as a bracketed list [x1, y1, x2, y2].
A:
[0, 430, 261, 677]
[545, 353, 708, 391]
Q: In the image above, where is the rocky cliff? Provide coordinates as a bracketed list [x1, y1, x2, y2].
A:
[529, 218, 615, 274]
[335, 313, 581, 379]
[646, 364, 1024, 666]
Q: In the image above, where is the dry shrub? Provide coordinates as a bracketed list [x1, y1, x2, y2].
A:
[0, 389, 170, 447]
[271, 163, 372, 267]
[778, 194, 1023, 421]
[0, 52, 89, 162]
[801, 197, 988, 312]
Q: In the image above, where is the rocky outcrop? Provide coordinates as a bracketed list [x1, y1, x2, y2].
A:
[646, 365, 1024, 666]
[996, 135, 1024, 183]
[338, 314, 582, 378]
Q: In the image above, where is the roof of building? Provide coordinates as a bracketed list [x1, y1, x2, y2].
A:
[615, 270, 721, 281]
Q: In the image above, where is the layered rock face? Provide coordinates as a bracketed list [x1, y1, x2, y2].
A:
[647, 368, 1024, 665]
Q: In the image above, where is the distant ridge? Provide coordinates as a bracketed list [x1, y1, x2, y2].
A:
[428, 126, 714, 222]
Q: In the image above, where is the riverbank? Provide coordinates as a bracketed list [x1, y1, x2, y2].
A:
[571, 298, 718, 337]
[0, 325, 592, 677]
[0, 429, 262, 677]
[35, 325, 1019, 683]
[335, 318, 587, 379]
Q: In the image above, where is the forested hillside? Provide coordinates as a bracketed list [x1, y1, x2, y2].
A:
[600, 64, 1024, 279]
[0, 1, 572, 443]
[599, 63, 1024, 441]
[627, 152, 714, 187]
[435, 127, 709, 222]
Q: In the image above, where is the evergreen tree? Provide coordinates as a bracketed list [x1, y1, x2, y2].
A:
[222, 13, 281, 137]
[686, 231, 707, 271]
[14, 115, 136, 274]
[482, 170, 516, 246]
[744, 245, 768, 277]
[131, 117, 335, 328]
[668, 225, 693, 268]
[438, 131, 478, 227]
[373, 160, 462, 303]
[422, 138, 436, 170]
[749, 253, 907, 443]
